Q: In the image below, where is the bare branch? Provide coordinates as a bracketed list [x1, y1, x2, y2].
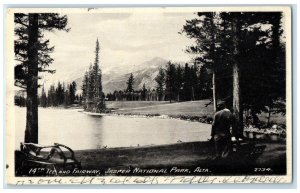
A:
[15, 17, 29, 27]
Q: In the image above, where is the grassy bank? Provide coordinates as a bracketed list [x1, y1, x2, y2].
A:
[106, 100, 285, 125]
[106, 100, 213, 117]
[106, 100, 215, 124]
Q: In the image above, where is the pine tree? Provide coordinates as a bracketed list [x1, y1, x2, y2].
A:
[40, 86, 47, 107]
[14, 13, 69, 143]
[56, 81, 64, 105]
[155, 67, 166, 101]
[69, 81, 77, 104]
[182, 63, 192, 101]
[81, 71, 89, 109]
[182, 12, 220, 111]
[175, 65, 183, 101]
[126, 73, 134, 93]
[265, 12, 285, 125]
[182, 12, 286, 132]
[47, 84, 56, 106]
[141, 83, 147, 101]
[190, 64, 198, 100]
[230, 13, 243, 137]
[198, 64, 212, 99]
[92, 39, 105, 112]
[219, 12, 286, 132]
[64, 89, 70, 106]
[81, 39, 105, 112]
[87, 64, 95, 102]
[165, 61, 177, 102]
[92, 38, 102, 99]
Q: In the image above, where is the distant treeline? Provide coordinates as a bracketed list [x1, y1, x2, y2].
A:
[105, 62, 211, 102]
[157, 61, 211, 102]
[15, 81, 81, 107]
[105, 85, 157, 101]
[39, 81, 80, 107]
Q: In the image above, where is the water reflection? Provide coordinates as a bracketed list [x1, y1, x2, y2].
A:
[15, 107, 211, 150]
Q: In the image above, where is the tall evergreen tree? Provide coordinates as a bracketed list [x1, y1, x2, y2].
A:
[92, 38, 102, 99]
[175, 65, 183, 101]
[190, 64, 198, 100]
[182, 12, 286, 132]
[14, 13, 69, 143]
[198, 64, 212, 99]
[182, 12, 221, 111]
[155, 67, 166, 101]
[230, 13, 243, 137]
[47, 84, 56, 106]
[56, 81, 64, 105]
[64, 89, 70, 106]
[220, 12, 286, 131]
[69, 81, 77, 104]
[182, 63, 192, 101]
[81, 71, 89, 109]
[40, 85, 47, 107]
[126, 73, 135, 93]
[141, 83, 147, 101]
[87, 64, 94, 104]
[165, 61, 177, 102]
[81, 39, 105, 112]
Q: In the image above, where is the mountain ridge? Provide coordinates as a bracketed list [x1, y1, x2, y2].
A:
[73, 57, 169, 94]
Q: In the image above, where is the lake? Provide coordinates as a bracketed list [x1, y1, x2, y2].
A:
[14, 107, 211, 150]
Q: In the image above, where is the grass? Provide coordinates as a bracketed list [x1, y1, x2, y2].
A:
[106, 100, 286, 125]
[106, 101, 169, 109]
[107, 100, 214, 117]
[15, 140, 287, 176]
[259, 112, 286, 126]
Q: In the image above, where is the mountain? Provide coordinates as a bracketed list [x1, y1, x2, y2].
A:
[72, 57, 169, 94]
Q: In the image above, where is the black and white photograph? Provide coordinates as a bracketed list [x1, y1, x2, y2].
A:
[5, 7, 292, 184]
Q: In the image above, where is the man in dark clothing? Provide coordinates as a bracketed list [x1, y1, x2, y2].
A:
[211, 104, 234, 159]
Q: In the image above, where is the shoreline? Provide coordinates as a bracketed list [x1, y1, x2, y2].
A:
[81, 109, 214, 124]
[19, 100, 286, 126]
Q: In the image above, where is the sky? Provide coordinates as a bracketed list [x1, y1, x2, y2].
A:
[41, 10, 196, 87]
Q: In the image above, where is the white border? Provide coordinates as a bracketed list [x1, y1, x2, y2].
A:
[1, 3, 297, 189]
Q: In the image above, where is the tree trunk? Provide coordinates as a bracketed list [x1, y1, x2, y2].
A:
[25, 14, 39, 143]
[210, 13, 217, 113]
[232, 15, 243, 138]
[191, 87, 195, 101]
[232, 62, 243, 137]
[212, 71, 217, 112]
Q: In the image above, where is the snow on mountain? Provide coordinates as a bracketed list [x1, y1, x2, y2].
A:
[71, 57, 169, 94]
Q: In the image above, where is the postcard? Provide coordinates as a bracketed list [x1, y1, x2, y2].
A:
[5, 6, 292, 185]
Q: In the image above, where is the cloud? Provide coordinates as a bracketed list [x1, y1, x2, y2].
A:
[42, 10, 196, 86]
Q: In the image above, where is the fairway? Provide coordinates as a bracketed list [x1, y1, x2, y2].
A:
[106, 100, 285, 125]
[106, 100, 215, 116]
